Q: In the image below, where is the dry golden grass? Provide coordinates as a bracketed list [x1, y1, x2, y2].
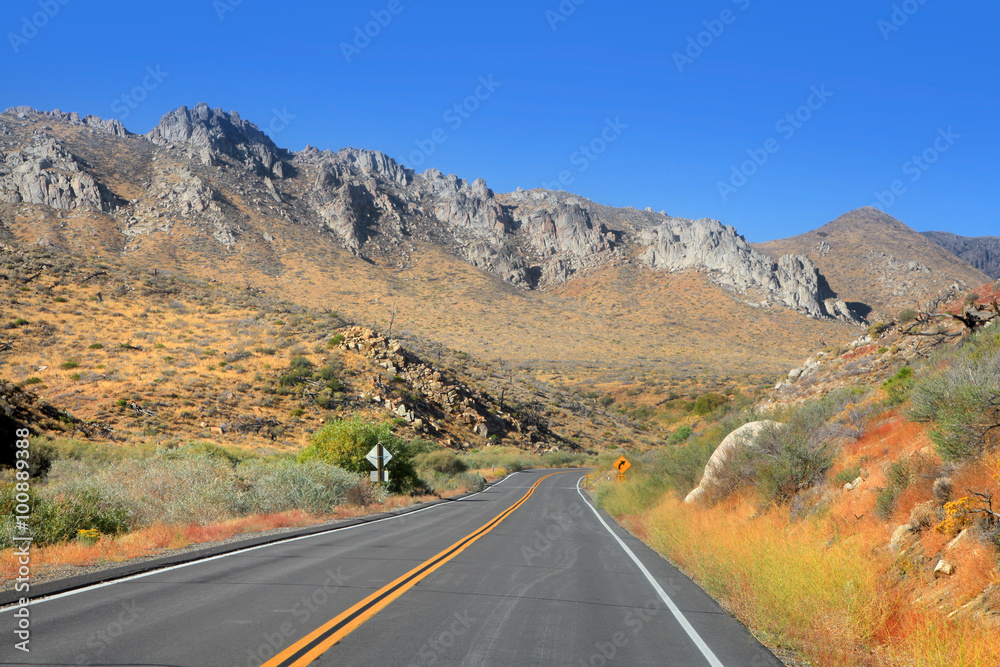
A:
[594, 405, 1000, 667]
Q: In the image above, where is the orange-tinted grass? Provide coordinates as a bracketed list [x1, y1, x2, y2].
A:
[601, 478, 1000, 667]
[1, 497, 430, 582]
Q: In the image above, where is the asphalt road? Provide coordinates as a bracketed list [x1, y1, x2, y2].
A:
[2, 470, 783, 666]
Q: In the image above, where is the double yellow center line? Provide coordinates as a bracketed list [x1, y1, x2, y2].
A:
[263, 472, 563, 666]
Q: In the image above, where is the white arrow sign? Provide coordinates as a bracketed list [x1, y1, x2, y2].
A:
[366, 444, 393, 468]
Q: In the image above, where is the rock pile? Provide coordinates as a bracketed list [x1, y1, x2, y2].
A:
[338, 328, 548, 448]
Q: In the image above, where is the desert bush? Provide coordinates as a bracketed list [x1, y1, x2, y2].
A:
[415, 449, 467, 475]
[909, 329, 1000, 460]
[279, 356, 315, 386]
[867, 322, 891, 339]
[720, 394, 853, 503]
[0, 452, 377, 547]
[875, 460, 912, 519]
[692, 392, 727, 416]
[898, 308, 919, 325]
[235, 460, 371, 515]
[0, 479, 131, 548]
[667, 425, 694, 444]
[299, 417, 421, 493]
[882, 367, 915, 406]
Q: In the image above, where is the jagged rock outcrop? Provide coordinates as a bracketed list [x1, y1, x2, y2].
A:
[421, 171, 513, 236]
[0, 137, 119, 211]
[299, 146, 411, 187]
[147, 103, 288, 178]
[463, 241, 535, 286]
[639, 218, 858, 322]
[922, 231, 1000, 279]
[312, 181, 376, 254]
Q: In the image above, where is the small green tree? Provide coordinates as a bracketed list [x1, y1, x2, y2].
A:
[299, 416, 420, 493]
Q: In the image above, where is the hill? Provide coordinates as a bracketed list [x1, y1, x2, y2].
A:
[922, 231, 1000, 279]
[755, 207, 991, 321]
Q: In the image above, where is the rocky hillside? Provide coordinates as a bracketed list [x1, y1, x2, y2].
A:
[0, 244, 659, 456]
[922, 231, 1000, 279]
[755, 208, 991, 321]
[0, 103, 873, 382]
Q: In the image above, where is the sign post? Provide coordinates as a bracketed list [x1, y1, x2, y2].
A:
[614, 455, 631, 483]
[366, 443, 393, 484]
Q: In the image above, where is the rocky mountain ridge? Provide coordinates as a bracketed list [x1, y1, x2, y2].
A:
[922, 231, 1000, 279]
[0, 103, 861, 324]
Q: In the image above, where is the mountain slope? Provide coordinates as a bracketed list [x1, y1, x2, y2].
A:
[0, 104, 867, 382]
[755, 208, 991, 320]
[921, 231, 1000, 279]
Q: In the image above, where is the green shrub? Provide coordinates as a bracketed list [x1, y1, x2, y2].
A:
[0, 483, 130, 548]
[667, 425, 694, 444]
[299, 416, 421, 493]
[22, 377, 42, 386]
[60, 359, 80, 370]
[692, 393, 728, 416]
[329, 334, 346, 347]
[279, 356, 315, 386]
[898, 308, 919, 325]
[88, 343, 104, 350]
[883, 367, 915, 406]
[909, 329, 1000, 460]
[12, 318, 29, 327]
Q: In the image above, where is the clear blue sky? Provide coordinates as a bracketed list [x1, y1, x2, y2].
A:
[2, 1, 996, 241]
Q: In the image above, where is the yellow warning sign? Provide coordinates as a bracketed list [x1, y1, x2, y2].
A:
[614, 456, 631, 474]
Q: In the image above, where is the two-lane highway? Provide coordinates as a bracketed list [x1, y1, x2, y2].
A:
[2, 470, 782, 666]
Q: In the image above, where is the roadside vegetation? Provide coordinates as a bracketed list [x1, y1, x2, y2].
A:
[0, 417, 595, 582]
[595, 315, 1000, 666]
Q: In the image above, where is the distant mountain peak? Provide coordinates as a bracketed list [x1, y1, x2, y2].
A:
[147, 103, 289, 178]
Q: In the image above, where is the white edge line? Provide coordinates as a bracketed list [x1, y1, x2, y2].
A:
[0, 471, 527, 613]
[576, 476, 725, 667]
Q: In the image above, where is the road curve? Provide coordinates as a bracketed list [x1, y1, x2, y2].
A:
[2, 470, 782, 666]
